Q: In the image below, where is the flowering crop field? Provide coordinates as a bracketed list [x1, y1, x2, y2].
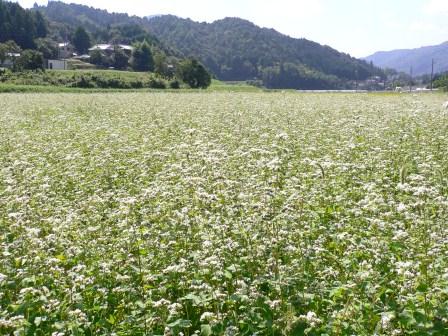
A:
[1, 92, 448, 336]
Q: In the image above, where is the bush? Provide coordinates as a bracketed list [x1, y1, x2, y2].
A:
[1, 69, 171, 89]
[148, 77, 166, 89]
[177, 58, 211, 89]
[15, 50, 44, 71]
[71, 75, 95, 88]
[169, 79, 180, 89]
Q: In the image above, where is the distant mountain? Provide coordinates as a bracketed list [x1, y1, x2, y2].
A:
[365, 42, 448, 76]
[147, 15, 384, 89]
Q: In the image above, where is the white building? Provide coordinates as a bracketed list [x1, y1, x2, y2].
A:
[47, 59, 68, 70]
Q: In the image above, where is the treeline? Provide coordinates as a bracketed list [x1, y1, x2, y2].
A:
[434, 72, 448, 91]
[147, 16, 385, 88]
[0, 0, 47, 49]
[262, 63, 343, 90]
[34, 2, 178, 57]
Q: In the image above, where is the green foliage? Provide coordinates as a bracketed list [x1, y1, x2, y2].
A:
[0, 93, 447, 335]
[112, 47, 130, 70]
[262, 62, 343, 89]
[0, 69, 170, 89]
[72, 26, 91, 54]
[433, 73, 448, 91]
[0, 41, 20, 65]
[177, 58, 211, 89]
[147, 16, 385, 88]
[15, 50, 44, 71]
[89, 49, 108, 68]
[35, 2, 178, 58]
[0, 0, 47, 49]
[34, 38, 58, 59]
[131, 40, 154, 72]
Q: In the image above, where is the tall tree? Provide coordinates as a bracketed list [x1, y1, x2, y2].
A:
[72, 26, 91, 54]
[112, 47, 129, 70]
[33, 11, 48, 38]
[177, 58, 211, 89]
[0, 0, 46, 49]
[131, 40, 154, 72]
[16, 50, 44, 70]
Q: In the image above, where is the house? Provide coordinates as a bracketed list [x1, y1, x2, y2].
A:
[47, 59, 68, 70]
[89, 44, 133, 55]
[58, 42, 73, 59]
[0, 52, 20, 68]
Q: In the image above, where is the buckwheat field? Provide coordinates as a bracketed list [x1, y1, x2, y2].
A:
[1, 92, 448, 336]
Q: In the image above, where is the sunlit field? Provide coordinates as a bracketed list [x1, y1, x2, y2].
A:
[1, 92, 448, 335]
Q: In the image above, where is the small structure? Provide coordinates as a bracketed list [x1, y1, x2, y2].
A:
[443, 101, 448, 109]
[0, 52, 20, 68]
[58, 42, 73, 59]
[73, 54, 91, 61]
[47, 59, 68, 70]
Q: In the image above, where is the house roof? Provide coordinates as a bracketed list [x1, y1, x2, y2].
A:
[89, 44, 133, 52]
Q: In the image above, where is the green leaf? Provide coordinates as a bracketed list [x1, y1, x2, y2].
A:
[168, 319, 192, 329]
[106, 314, 116, 325]
[224, 270, 233, 280]
[201, 324, 212, 336]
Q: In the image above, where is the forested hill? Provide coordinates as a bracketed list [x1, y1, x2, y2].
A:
[33, 1, 178, 56]
[147, 15, 384, 88]
[3, 0, 385, 89]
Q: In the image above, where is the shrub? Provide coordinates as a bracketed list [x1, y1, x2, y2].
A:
[169, 79, 180, 89]
[15, 50, 44, 71]
[177, 58, 211, 89]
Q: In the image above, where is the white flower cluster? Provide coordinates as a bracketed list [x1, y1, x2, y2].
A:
[0, 92, 447, 335]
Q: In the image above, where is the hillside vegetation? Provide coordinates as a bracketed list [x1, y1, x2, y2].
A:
[31, 1, 386, 89]
[147, 15, 384, 88]
[0, 0, 47, 49]
[0, 69, 174, 89]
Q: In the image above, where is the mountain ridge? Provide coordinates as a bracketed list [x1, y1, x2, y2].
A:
[146, 15, 383, 88]
[364, 41, 448, 76]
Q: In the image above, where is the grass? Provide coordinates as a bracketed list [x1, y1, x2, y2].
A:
[0, 92, 448, 335]
[0, 73, 262, 93]
[208, 79, 262, 92]
[0, 69, 170, 90]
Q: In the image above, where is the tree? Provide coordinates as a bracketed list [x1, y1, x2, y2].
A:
[15, 50, 44, 71]
[89, 50, 109, 68]
[35, 38, 58, 59]
[112, 48, 129, 70]
[33, 11, 48, 38]
[72, 26, 91, 54]
[154, 51, 168, 76]
[131, 40, 154, 72]
[177, 58, 211, 89]
[0, 41, 21, 65]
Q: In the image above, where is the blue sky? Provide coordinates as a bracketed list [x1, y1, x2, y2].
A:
[15, 0, 448, 57]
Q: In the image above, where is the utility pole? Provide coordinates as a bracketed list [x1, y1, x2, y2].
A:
[409, 66, 413, 93]
[430, 59, 434, 92]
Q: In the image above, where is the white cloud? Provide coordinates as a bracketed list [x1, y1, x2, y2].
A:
[424, 0, 448, 15]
